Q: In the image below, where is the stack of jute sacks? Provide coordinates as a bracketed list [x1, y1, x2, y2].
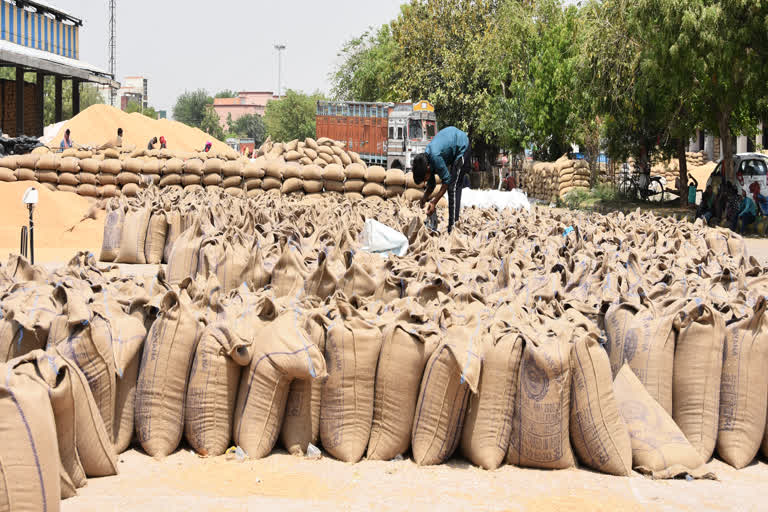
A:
[557, 156, 591, 198]
[257, 136, 365, 168]
[521, 156, 591, 201]
[5, 189, 768, 509]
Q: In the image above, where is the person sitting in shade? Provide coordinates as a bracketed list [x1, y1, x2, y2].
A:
[749, 182, 768, 216]
[60, 128, 74, 150]
[732, 190, 757, 234]
[147, 137, 158, 150]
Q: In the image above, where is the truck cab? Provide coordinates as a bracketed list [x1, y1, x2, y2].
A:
[386, 100, 437, 171]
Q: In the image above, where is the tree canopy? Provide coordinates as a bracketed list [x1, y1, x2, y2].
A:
[172, 89, 213, 128]
[264, 89, 324, 142]
[230, 114, 267, 146]
[125, 100, 159, 120]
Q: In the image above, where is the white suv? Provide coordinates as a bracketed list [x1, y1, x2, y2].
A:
[706, 153, 768, 196]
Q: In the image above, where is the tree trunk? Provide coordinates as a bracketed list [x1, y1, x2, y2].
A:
[677, 138, 689, 207]
[718, 110, 733, 180]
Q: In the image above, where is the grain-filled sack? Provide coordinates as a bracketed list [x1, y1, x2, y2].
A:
[183, 158, 204, 175]
[185, 324, 252, 456]
[280, 310, 327, 455]
[404, 188, 422, 202]
[386, 185, 405, 198]
[508, 332, 575, 469]
[198, 229, 252, 293]
[144, 209, 168, 265]
[77, 184, 99, 197]
[384, 169, 406, 186]
[123, 158, 143, 173]
[368, 303, 439, 461]
[303, 180, 323, 194]
[79, 158, 100, 174]
[243, 159, 265, 179]
[36, 170, 58, 184]
[302, 164, 323, 181]
[167, 217, 206, 285]
[362, 182, 386, 197]
[234, 307, 326, 459]
[222, 176, 242, 189]
[58, 172, 79, 186]
[164, 158, 184, 174]
[604, 300, 676, 414]
[717, 298, 768, 468]
[182, 174, 201, 186]
[569, 333, 632, 476]
[202, 174, 222, 186]
[160, 174, 183, 187]
[412, 306, 484, 466]
[613, 364, 709, 479]
[460, 322, 523, 470]
[135, 290, 206, 458]
[35, 153, 60, 171]
[264, 159, 283, 179]
[0, 284, 58, 362]
[324, 180, 344, 193]
[15, 167, 36, 181]
[282, 177, 303, 194]
[204, 158, 224, 174]
[672, 300, 725, 461]
[0, 167, 16, 182]
[117, 172, 141, 185]
[0, 362, 61, 509]
[99, 202, 127, 262]
[100, 184, 120, 198]
[100, 159, 122, 175]
[323, 164, 346, 182]
[366, 165, 386, 183]
[116, 205, 151, 264]
[142, 159, 161, 175]
[321, 296, 383, 463]
[271, 244, 309, 298]
[261, 177, 281, 190]
[16, 153, 39, 169]
[344, 179, 365, 193]
[345, 163, 366, 180]
[223, 160, 243, 177]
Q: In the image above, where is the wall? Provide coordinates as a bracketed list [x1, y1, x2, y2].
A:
[0, 78, 40, 136]
[0, 1, 79, 59]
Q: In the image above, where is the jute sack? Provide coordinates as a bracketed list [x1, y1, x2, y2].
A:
[58, 173, 79, 186]
[508, 333, 575, 469]
[116, 205, 152, 264]
[345, 163, 366, 180]
[100, 159, 122, 175]
[167, 217, 206, 285]
[324, 180, 344, 193]
[304, 251, 338, 300]
[412, 306, 484, 466]
[222, 176, 242, 189]
[280, 309, 327, 455]
[202, 174, 222, 186]
[570, 333, 632, 476]
[204, 158, 224, 174]
[0, 363, 61, 509]
[234, 307, 326, 459]
[0, 285, 58, 362]
[135, 289, 206, 458]
[79, 158, 100, 174]
[100, 184, 120, 198]
[365, 166, 386, 183]
[362, 182, 386, 197]
[185, 324, 252, 456]
[672, 300, 725, 462]
[716, 298, 768, 468]
[344, 179, 365, 193]
[223, 160, 243, 177]
[264, 159, 283, 179]
[163, 211, 182, 264]
[16, 154, 39, 169]
[15, 168, 36, 181]
[404, 188, 422, 202]
[243, 159, 265, 179]
[282, 177, 303, 194]
[48, 287, 117, 440]
[36, 170, 58, 184]
[144, 209, 168, 265]
[303, 180, 323, 194]
[386, 185, 405, 198]
[261, 177, 281, 190]
[183, 159, 204, 175]
[339, 251, 378, 298]
[302, 165, 323, 181]
[182, 174, 201, 186]
[320, 296, 383, 463]
[165, 158, 184, 174]
[0, 167, 16, 182]
[198, 228, 252, 293]
[384, 169, 406, 186]
[613, 364, 709, 479]
[160, 174, 183, 187]
[123, 158, 143, 173]
[460, 321, 523, 470]
[99, 201, 125, 262]
[271, 244, 309, 298]
[368, 302, 440, 461]
[323, 164, 346, 182]
[604, 300, 676, 414]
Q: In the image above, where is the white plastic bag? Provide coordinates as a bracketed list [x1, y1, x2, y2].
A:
[360, 219, 409, 257]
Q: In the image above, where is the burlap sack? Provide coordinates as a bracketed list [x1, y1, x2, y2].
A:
[243, 160, 265, 179]
[143, 209, 168, 265]
[261, 177, 282, 190]
[386, 185, 405, 198]
[605, 301, 675, 414]
[16, 153, 39, 169]
[366, 166, 386, 183]
[124, 158, 143, 173]
[204, 158, 224, 174]
[58, 173, 79, 186]
[116, 205, 151, 264]
[202, 174, 222, 187]
[362, 182, 386, 197]
[182, 174, 201, 186]
[384, 169, 406, 186]
[198, 229, 252, 293]
[282, 177, 303, 194]
[99, 202, 126, 262]
[264, 159, 283, 179]
[368, 303, 440, 461]
[223, 160, 243, 177]
[280, 310, 327, 455]
[320, 296, 383, 462]
[164, 158, 184, 174]
[271, 244, 309, 298]
[570, 333, 632, 476]
[100, 159, 122, 175]
[322, 164, 345, 182]
[100, 184, 120, 198]
[136, 289, 206, 457]
[613, 364, 708, 479]
[412, 306, 484, 466]
[167, 217, 206, 285]
[339, 251, 378, 298]
[0, 167, 16, 182]
[324, 180, 345, 193]
[0, 363, 61, 509]
[234, 307, 326, 459]
[222, 176, 242, 189]
[302, 165, 323, 181]
[345, 163, 366, 180]
[344, 179, 365, 193]
[184, 159, 204, 175]
[0, 286, 57, 362]
[15, 168, 36, 181]
[185, 324, 252, 456]
[460, 322, 523, 470]
[508, 334, 575, 469]
[672, 300, 725, 461]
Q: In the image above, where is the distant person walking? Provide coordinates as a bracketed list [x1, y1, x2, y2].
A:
[59, 129, 74, 150]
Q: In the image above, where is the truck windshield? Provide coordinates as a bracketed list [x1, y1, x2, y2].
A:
[409, 119, 423, 140]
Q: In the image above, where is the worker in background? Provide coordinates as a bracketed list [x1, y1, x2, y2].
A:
[412, 126, 471, 234]
[159, 136, 167, 149]
[147, 137, 158, 150]
[204, 141, 212, 153]
[749, 182, 768, 216]
[60, 129, 74, 150]
[733, 189, 757, 234]
[99, 127, 123, 150]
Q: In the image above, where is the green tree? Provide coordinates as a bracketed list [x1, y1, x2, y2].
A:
[200, 103, 225, 141]
[264, 89, 323, 141]
[173, 89, 212, 128]
[330, 25, 399, 102]
[215, 89, 238, 99]
[231, 113, 267, 146]
[124, 100, 158, 120]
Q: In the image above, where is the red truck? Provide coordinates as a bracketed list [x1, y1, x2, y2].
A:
[316, 100, 438, 170]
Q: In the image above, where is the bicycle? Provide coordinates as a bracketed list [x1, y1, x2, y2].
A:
[617, 163, 666, 202]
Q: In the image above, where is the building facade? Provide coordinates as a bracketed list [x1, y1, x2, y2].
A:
[213, 91, 278, 128]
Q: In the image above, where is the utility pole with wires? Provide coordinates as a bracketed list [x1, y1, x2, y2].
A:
[108, 0, 117, 107]
[274, 44, 285, 98]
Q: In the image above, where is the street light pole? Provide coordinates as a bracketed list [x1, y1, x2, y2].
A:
[274, 44, 286, 98]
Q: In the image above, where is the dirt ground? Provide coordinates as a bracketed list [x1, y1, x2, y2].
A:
[61, 447, 768, 512]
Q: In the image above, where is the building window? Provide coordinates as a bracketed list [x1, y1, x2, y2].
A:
[389, 127, 394, 139]
[397, 127, 403, 140]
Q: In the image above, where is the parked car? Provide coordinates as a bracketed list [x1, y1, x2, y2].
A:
[706, 153, 768, 197]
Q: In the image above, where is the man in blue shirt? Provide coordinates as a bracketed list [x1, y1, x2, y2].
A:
[731, 190, 757, 234]
[412, 126, 471, 233]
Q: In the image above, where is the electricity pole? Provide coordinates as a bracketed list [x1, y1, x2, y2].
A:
[274, 44, 285, 98]
[108, 0, 117, 106]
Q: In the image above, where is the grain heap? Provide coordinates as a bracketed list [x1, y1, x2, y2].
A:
[5, 180, 768, 509]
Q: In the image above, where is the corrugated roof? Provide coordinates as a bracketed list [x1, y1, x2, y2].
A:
[14, 1, 80, 25]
